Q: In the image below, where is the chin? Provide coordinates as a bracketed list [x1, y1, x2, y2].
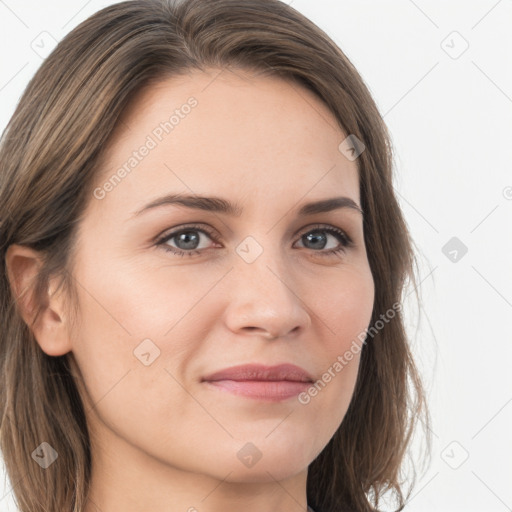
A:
[190, 437, 314, 484]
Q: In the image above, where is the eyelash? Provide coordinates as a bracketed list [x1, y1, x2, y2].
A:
[155, 223, 354, 258]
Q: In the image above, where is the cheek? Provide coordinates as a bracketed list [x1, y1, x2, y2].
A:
[67, 252, 211, 416]
[300, 266, 374, 423]
[70, 247, 199, 344]
[320, 266, 375, 353]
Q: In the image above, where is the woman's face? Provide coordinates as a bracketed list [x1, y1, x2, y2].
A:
[68, 68, 374, 485]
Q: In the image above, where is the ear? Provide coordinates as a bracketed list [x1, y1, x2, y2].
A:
[5, 244, 73, 356]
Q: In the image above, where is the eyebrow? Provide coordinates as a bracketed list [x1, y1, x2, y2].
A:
[131, 194, 363, 218]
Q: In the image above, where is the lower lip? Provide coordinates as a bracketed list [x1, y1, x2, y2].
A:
[204, 380, 311, 401]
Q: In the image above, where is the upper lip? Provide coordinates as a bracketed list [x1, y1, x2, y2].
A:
[202, 363, 314, 383]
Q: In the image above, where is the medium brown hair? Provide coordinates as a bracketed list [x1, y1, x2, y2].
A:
[0, 1, 430, 510]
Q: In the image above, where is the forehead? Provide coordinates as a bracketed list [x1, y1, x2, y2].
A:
[91, 68, 360, 219]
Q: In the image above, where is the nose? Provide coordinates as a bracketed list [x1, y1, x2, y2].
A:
[222, 244, 312, 341]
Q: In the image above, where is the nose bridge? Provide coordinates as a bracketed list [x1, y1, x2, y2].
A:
[234, 233, 290, 295]
[223, 233, 311, 337]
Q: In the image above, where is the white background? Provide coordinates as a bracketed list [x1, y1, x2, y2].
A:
[1, 1, 511, 511]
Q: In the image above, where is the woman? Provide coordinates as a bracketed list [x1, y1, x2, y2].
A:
[0, 1, 430, 511]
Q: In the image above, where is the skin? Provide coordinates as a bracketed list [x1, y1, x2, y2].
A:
[6, 68, 375, 512]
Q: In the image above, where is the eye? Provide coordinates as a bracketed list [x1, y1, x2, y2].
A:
[155, 224, 219, 257]
[155, 223, 354, 258]
[293, 224, 354, 257]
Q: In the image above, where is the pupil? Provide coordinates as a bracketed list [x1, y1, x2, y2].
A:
[305, 231, 326, 249]
[177, 231, 199, 250]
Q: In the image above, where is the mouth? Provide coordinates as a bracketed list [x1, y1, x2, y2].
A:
[201, 363, 314, 402]
[203, 379, 312, 401]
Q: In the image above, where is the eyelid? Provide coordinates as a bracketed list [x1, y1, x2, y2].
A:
[154, 223, 218, 245]
[155, 222, 353, 242]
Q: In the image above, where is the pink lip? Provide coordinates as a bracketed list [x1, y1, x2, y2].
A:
[202, 363, 314, 383]
[202, 363, 314, 402]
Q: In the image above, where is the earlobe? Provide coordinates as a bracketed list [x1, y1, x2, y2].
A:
[5, 244, 72, 356]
